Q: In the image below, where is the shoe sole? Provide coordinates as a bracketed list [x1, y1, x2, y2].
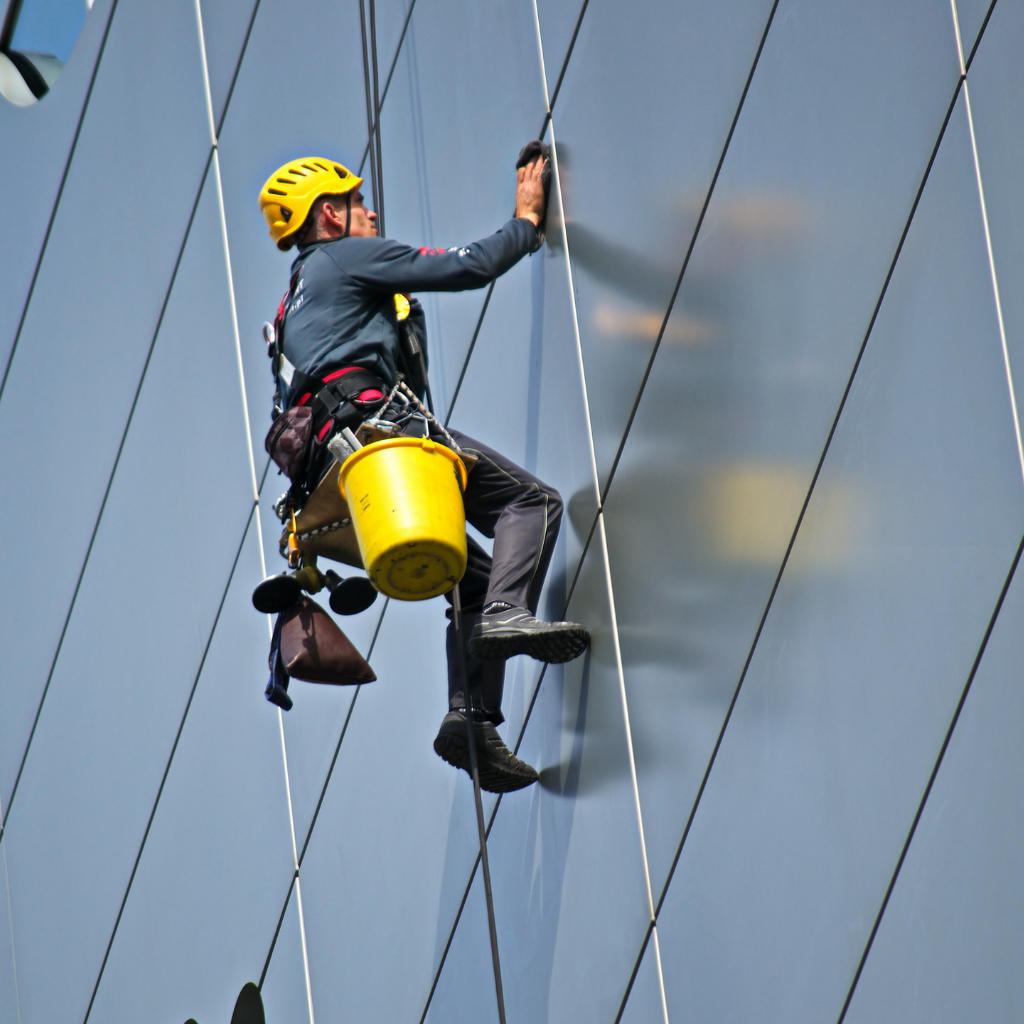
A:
[433, 732, 539, 794]
[468, 625, 590, 664]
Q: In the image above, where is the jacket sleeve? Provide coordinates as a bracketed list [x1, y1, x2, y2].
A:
[335, 218, 541, 292]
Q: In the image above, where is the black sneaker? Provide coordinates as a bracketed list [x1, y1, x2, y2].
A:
[433, 710, 539, 793]
[468, 607, 590, 664]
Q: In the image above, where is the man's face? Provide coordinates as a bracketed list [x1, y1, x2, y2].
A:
[345, 191, 378, 237]
[319, 191, 378, 240]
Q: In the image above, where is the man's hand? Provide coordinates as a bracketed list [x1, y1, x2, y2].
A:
[515, 156, 548, 228]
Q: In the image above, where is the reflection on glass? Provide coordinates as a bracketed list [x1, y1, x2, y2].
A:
[0, 0, 90, 104]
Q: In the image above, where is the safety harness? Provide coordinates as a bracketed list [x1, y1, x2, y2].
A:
[265, 256, 389, 506]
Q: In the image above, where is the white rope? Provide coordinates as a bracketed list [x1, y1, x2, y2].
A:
[192, 2, 315, 1020]
[529, 4, 670, 1022]
[950, 0, 1024, 490]
[0, 797, 22, 1024]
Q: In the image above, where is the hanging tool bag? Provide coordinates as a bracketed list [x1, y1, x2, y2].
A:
[265, 597, 377, 710]
[264, 367, 388, 487]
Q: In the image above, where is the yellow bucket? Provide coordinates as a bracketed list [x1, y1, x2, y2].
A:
[339, 436, 468, 601]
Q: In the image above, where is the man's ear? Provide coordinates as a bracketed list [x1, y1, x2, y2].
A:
[321, 201, 345, 230]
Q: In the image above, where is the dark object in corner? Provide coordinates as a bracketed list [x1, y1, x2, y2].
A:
[231, 982, 265, 1024]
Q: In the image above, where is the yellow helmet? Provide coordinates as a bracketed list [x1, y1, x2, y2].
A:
[259, 158, 363, 251]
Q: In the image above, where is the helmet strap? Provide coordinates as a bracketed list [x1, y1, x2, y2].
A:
[341, 192, 352, 239]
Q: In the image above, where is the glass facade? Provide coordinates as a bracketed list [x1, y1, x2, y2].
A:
[1, 1, 1021, 1023]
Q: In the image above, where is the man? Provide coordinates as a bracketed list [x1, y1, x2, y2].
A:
[258, 151, 589, 793]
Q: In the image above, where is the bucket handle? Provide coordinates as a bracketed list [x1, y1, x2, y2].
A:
[420, 437, 469, 490]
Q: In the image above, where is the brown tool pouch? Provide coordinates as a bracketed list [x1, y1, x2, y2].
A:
[265, 405, 313, 483]
[279, 597, 377, 685]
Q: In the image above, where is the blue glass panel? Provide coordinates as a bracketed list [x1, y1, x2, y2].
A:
[466, 540, 652, 1024]
[600, 0, 965, 895]
[288, 598, 488, 1022]
[649, 92, 1024, 1024]
[277, 614, 380, 848]
[0, 0, 112, 366]
[546, 0, 778, 489]
[376, 0, 546, 415]
[0, 0, 212, 806]
[80, 526, 295, 1021]
[843, 548, 1024, 1024]
[839, 11, 1024, 1017]
[0, 172, 260, 1024]
[424, 870, 501, 1024]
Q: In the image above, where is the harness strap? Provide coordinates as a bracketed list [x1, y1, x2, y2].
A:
[309, 367, 388, 442]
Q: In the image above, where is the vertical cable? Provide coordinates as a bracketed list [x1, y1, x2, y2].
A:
[358, 0, 380, 218]
[193, 2, 315, 1021]
[529, 3, 670, 1021]
[950, 0, 1024, 489]
[451, 586, 508, 1024]
[369, 0, 386, 237]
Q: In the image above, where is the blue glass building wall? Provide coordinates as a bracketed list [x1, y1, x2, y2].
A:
[1, 1, 1022, 1023]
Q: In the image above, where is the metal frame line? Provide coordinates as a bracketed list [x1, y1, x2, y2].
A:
[834, 529, 1024, 1023]
[80, 498, 262, 1023]
[530, 0, 671, 1016]
[0, 0, 26, 50]
[257, 599, 388, 988]
[950, 0, 1024, 487]
[596, 0, 779, 507]
[0, 148, 213, 844]
[443, 281, 494, 424]
[0, 0, 122, 410]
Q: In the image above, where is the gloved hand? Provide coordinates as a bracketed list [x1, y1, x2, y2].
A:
[515, 140, 552, 232]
